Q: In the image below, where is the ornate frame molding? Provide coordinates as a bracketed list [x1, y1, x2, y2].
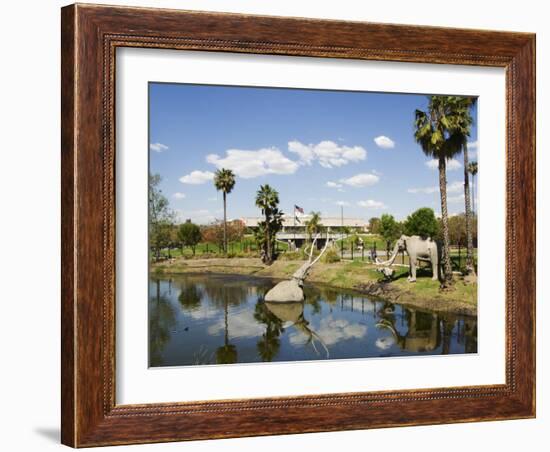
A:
[62, 4, 535, 447]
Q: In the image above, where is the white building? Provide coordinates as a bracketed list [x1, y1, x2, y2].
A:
[240, 215, 368, 248]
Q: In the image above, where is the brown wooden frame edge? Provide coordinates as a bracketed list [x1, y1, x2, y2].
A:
[61, 3, 536, 447]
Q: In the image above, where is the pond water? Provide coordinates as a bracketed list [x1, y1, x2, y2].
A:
[149, 274, 477, 367]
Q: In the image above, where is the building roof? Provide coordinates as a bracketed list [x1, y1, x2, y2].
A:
[240, 215, 367, 228]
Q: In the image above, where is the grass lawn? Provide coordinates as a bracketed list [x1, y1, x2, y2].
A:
[154, 255, 477, 315]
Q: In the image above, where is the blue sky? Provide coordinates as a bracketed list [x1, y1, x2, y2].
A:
[149, 83, 478, 224]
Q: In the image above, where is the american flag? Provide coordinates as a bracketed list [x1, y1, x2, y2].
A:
[294, 205, 304, 214]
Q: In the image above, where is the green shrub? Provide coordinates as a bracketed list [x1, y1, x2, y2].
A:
[321, 248, 341, 264]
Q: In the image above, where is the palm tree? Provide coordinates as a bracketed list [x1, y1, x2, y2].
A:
[450, 97, 476, 276]
[305, 211, 322, 243]
[414, 96, 468, 288]
[213, 168, 236, 255]
[255, 185, 280, 264]
[468, 161, 478, 215]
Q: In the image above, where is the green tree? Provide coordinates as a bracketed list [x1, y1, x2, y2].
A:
[149, 173, 174, 261]
[403, 207, 439, 238]
[447, 214, 466, 247]
[414, 96, 468, 287]
[368, 217, 381, 235]
[213, 168, 236, 255]
[305, 211, 323, 242]
[177, 221, 202, 256]
[255, 185, 283, 264]
[379, 214, 401, 257]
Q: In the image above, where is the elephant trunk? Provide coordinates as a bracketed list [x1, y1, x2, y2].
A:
[375, 241, 400, 266]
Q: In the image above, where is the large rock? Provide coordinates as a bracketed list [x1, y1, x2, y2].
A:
[264, 279, 304, 302]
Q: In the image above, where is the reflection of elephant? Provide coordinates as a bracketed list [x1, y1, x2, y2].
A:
[377, 309, 441, 353]
[264, 301, 329, 358]
[377, 235, 440, 282]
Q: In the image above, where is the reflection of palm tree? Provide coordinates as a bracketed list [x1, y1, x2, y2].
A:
[254, 301, 284, 362]
[216, 298, 238, 364]
[149, 279, 177, 366]
[441, 318, 455, 355]
[303, 286, 322, 315]
[464, 317, 478, 353]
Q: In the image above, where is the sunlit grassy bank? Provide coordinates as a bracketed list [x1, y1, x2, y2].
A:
[152, 257, 477, 316]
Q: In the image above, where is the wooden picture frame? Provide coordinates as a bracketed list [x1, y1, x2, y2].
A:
[61, 3, 535, 447]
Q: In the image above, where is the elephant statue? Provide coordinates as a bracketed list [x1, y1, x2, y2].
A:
[376, 235, 440, 282]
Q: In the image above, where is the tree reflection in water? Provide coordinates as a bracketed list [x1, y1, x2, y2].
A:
[376, 304, 478, 355]
[254, 300, 284, 362]
[149, 274, 477, 366]
[149, 278, 177, 367]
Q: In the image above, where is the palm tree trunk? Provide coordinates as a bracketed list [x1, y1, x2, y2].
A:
[223, 191, 227, 255]
[439, 157, 453, 287]
[462, 145, 475, 274]
[265, 210, 271, 263]
[472, 173, 476, 215]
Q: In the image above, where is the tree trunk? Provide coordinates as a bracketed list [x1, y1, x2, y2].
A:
[439, 156, 453, 287]
[223, 191, 227, 255]
[471, 173, 476, 215]
[265, 210, 271, 263]
[462, 144, 475, 275]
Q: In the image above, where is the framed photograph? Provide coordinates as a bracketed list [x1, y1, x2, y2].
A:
[61, 3, 536, 447]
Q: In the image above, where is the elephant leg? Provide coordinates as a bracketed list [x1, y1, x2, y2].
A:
[408, 257, 417, 282]
[431, 249, 439, 280]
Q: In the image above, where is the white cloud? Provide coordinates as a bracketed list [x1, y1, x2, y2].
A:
[179, 170, 215, 185]
[447, 181, 464, 194]
[357, 199, 386, 209]
[373, 135, 395, 149]
[375, 336, 395, 350]
[289, 316, 367, 347]
[467, 140, 479, 159]
[207, 309, 265, 339]
[174, 208, 216, 224]
[339, 173, 380, 188]
[207, 147, 298, 178]
[335, 201, 350, 206]
[288, 140, 366, 168]
[207, 196, 218, 202]
[172, 192, 186, 199]
[326, 181, 343, 189]
[408, 186, 438, 194]
[149, 142, 168, 152]
[425, 158, 462, 171]
[407, 180, 463, 195]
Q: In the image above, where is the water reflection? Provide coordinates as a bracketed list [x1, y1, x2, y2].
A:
[149, 274, 477, 367]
